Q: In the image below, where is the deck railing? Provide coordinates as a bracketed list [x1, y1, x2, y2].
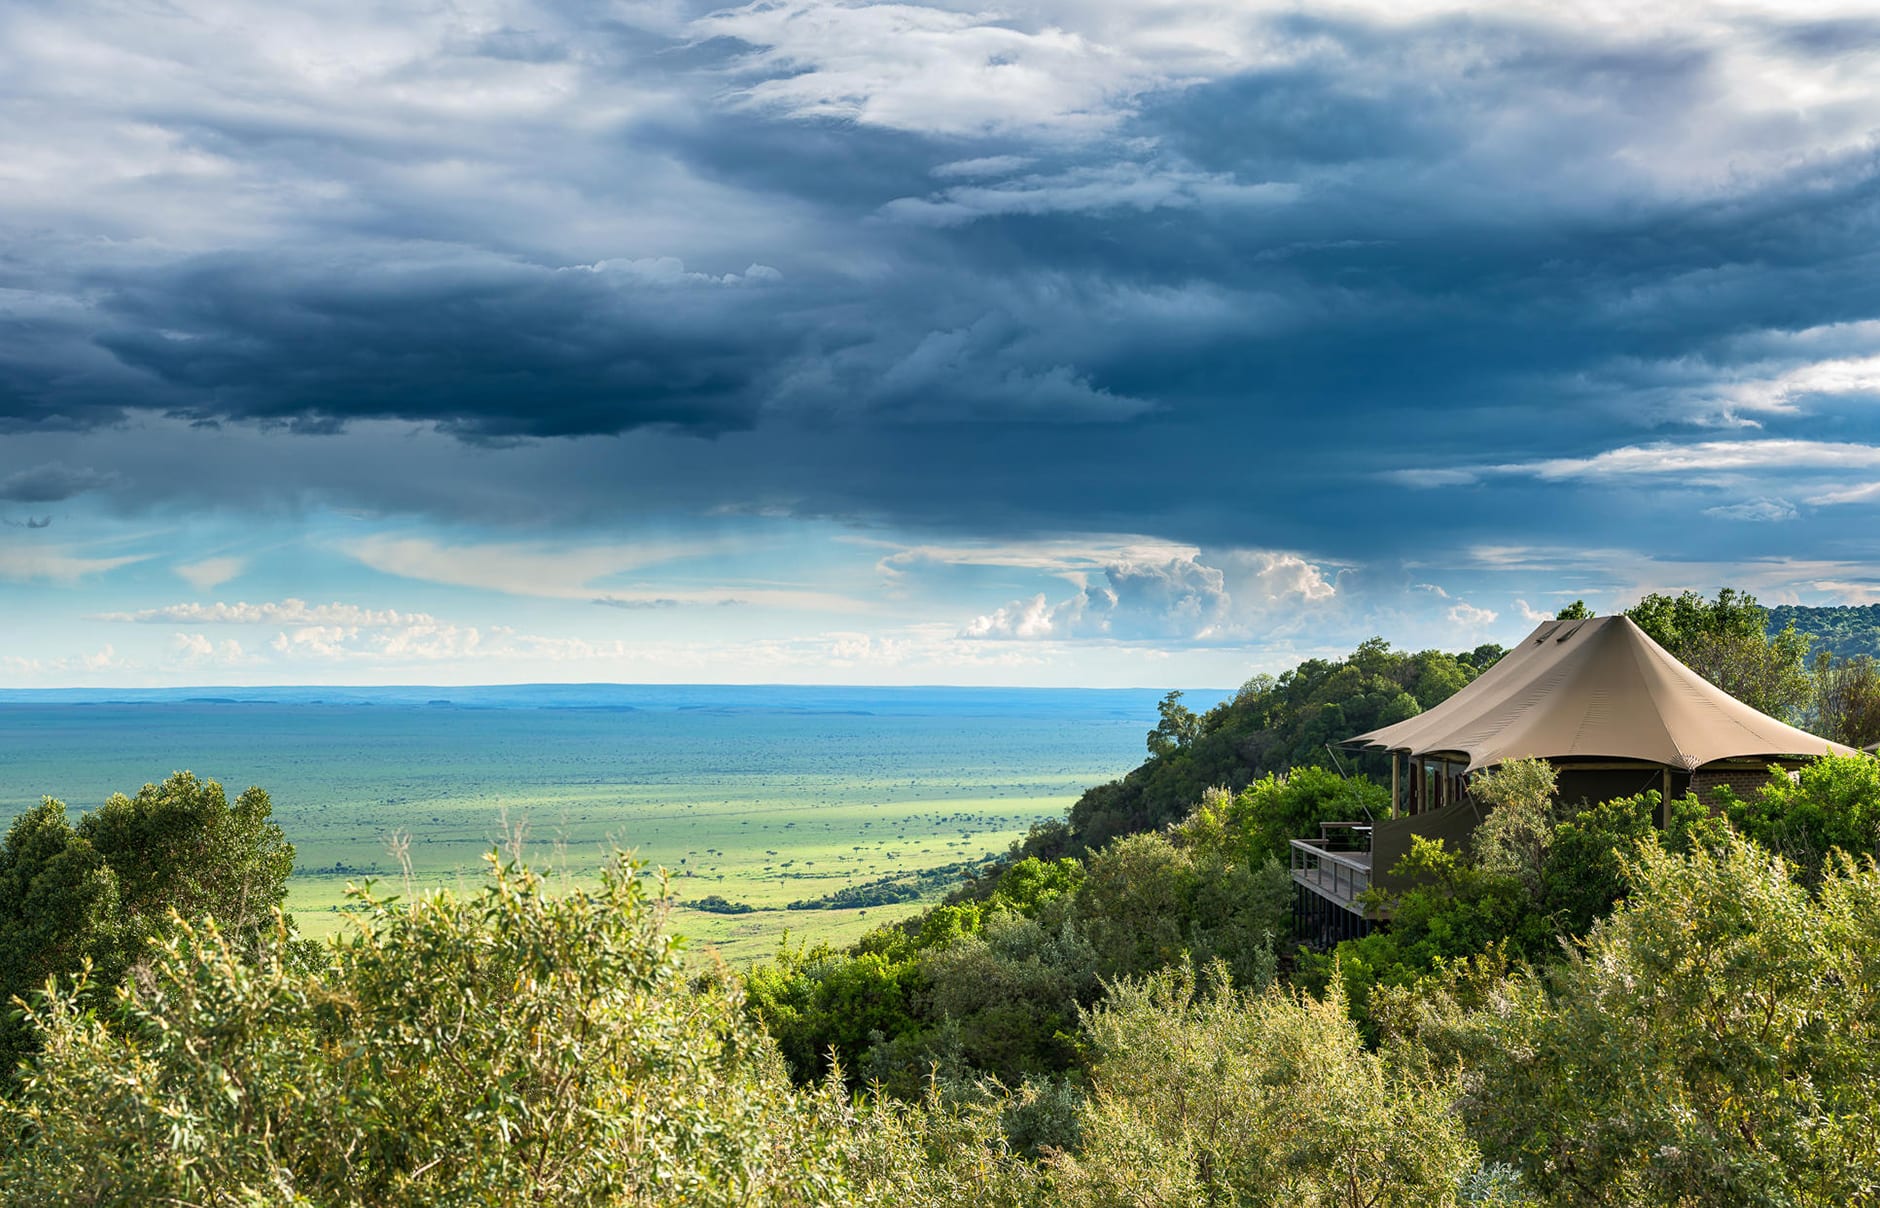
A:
[1290, 822, 1374, 912]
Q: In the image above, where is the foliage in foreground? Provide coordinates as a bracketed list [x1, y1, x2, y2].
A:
[1396, 835, 1880, 1206]
[1054, 966, 1481, 1208]
[1, 857, 850, 1206]
[0, 771, 295, 1075]
[0, 848, 1494, 1208]
[9, 764, 1880, 1205]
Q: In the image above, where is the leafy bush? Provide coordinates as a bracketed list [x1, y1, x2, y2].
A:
[744, 940, 924, 1082]
[1717, 751, 1880, 883]
[1076, 831, 1285, 987]
[1, 855, 852, 1206]
[1537, 790, 1724, 936]
[1446, 835, 1880, 1205]
[1052, 964, 1480, 1207]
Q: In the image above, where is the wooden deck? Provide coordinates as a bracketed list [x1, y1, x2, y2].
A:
[1290, 832, 1374, 914]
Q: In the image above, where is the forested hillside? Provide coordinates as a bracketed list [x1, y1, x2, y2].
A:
[1033, 638, 1505, 858]
[1768, 603, 1880, 660]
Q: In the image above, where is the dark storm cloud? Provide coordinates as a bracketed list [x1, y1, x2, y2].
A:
[5, 0, 1880, 569]
[89, 253, 798, 440]
[0, 463, 119, 503]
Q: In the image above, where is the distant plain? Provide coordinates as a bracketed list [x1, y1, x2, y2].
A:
[0, 685, 1229, 960]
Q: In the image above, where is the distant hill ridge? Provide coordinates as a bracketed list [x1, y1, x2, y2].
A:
[1767, 604, 1880, 661]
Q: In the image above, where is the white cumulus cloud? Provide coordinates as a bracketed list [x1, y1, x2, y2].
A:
[962, 548, 1335, 641]
[171, 632, 251, 665]
[1515, 598, 1555, 623]
[1447, 601, 1498, 627]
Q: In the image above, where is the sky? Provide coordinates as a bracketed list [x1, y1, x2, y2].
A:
[5, 0, 1880, 688]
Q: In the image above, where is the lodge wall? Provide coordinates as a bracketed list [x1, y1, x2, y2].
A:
[1689, 764, 1787, 808]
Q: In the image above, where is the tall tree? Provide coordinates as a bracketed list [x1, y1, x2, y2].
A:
[2, 772, 297, 1077]
[1145, 690, 1201, 759]
[76, 771, 295, 960]
[0, 800, 124, 1074]
[1625, 588, 1811, 718]
[1811, 651, 1880, 748]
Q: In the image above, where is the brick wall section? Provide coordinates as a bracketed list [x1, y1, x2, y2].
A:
[1690, 766, 1784, 808]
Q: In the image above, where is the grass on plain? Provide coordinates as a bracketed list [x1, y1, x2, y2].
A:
[287, 788, 1066, 962]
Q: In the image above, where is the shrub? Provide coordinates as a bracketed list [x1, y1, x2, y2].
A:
[1, 856, 850, 1206]
[1051, 964, 1480, 1207]
[1450, 835, 1880, 1204]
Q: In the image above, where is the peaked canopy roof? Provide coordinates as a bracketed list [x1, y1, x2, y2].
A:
[1345, 615, 1853, 772]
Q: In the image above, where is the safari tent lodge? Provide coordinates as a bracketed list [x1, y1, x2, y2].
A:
[1291, 614, 1853, 942]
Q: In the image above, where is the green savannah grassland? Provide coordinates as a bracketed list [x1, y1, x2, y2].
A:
[0, 684, 1226, 960]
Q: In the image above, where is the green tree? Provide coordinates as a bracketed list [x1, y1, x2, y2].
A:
[1533, 790, 1728, 937]
[1716, 751, 1880, 884]
[744, 940, 924, 1083]
[1625, 587, 1763, 651]
[1625, 588, 1812, 718]
[1074, 831, 1285, 987]
[1, 773, 298, 1079]
[1811, 651, 1880, 747]
[1052, 965, 1481, 1207]
[983, 857, 1084, 917]
[1447, 835, 1880, 1205]
[1554, 600, 1594, 620]
[76, 771, 295, 960]
[1469, 758, 1560, 895]
[904, 910, 1098, 1087]
[0, 800, 123, 1075]
[1222, 767, 1389, 863]
[1146, 690, 1202, 759]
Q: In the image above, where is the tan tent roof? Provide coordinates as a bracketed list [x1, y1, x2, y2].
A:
[1345, 615, 1853, 772]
